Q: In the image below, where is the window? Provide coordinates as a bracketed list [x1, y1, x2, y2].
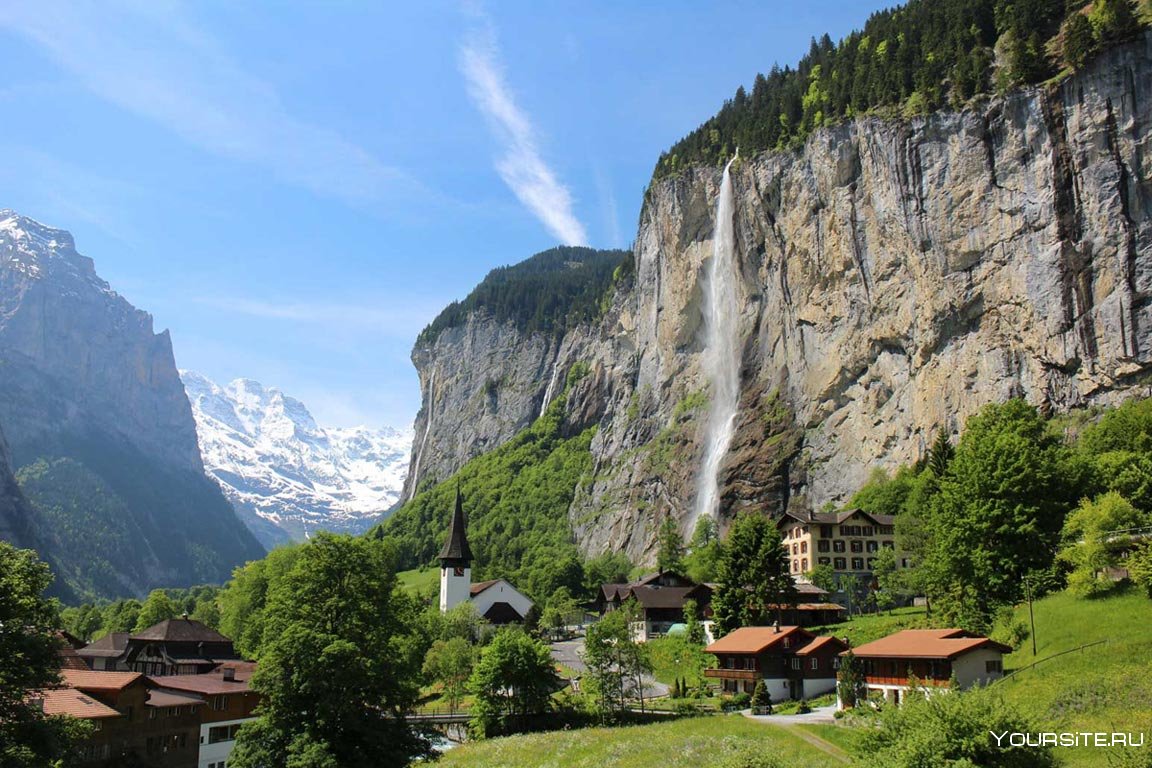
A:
[818, 557, 830, 566]
[834, 557, 846, 570]
[148, 708, 157, 720]
[801, 558, 808, 572]
[820, 525, 833, 537]
[168, 707, 178, 718]
[800, 541, 808, 554]
[811, 658, 819, 670]
[867, 557, 877, 569]
[783, 638, 790, 648]
[862, 526, 874, 536]
[792, 559, 799, 573]
[817, 540, 830, 553]
[866, 541, 879, 553]
[791, 658, 800, 670]
[832, 541, 846, 553]
[209, 725, 240, 744]
[850, 540, 863, 553]
[744, 657, 755, 670]
[726, 657, 735, 669]
[212, 695, 227, 711]
[791, 543, 798, 555]
[881, 540, 895, 549]
[851, 557, 864, 570]
[985, 659, 1003, 674]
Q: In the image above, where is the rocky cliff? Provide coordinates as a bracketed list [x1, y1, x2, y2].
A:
[0, 211, 264, 599]
[408, 35, 1152, 565]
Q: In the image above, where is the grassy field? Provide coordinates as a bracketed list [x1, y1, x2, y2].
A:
[438, 715, 848, 768]
[397, 566, 439, 595]
[996, 584, 1152, 767]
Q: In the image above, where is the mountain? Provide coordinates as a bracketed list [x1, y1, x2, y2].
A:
[0, 210, 264, 600]
[398, 32, 1152, 567]
[182, 372, 412, 547]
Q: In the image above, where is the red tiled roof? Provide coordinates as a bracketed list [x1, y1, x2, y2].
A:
[706, 626, 809, 654]
[846, 629, 1012, 659]
[794, 636, 848, 656]
[36, 688, 122, 719]
[60, 669, 144, 692]
[152, 662, 258, 695]
[58, 646, 90, 671]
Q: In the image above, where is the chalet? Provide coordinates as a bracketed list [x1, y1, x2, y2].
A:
[150, 662, 261, 768]
[439, 489, 534, 623]
[704, 625, 848, 701]
[840, 628, 1012, 708]
[77, 632, 129, 671]
[596, 571, 713, 642]
[52, 669, 203, 767]
[122, 617, 241, 677]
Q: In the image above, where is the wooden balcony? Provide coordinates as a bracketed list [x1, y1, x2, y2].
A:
[705, 669, 760, 681]
[863, 675, 949, 687]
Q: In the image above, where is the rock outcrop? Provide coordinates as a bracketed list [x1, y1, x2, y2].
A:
[0, 211, 264, 598]
[408, 35, 1152, 565]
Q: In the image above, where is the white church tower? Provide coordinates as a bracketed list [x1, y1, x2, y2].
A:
[438, 488, 473, 612]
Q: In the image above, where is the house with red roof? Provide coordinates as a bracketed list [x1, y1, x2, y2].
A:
[704, 624, 848, 700]
[149, 661, 261, 768]
[840, 628, 1012, 707]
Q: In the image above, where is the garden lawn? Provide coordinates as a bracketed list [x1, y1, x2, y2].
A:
[397, 567, 439, 595]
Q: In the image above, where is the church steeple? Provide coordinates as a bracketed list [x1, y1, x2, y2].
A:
[439, 488, 473, 612]
[439, 487, 473, 566]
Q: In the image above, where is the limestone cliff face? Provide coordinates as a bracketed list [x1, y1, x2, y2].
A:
[409, 36, 1152, 565]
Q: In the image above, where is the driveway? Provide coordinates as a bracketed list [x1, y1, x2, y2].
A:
[742, 703, 838, 724]
[550, 636, 669, 698]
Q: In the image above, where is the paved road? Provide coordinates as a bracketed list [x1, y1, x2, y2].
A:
[550, 636, 669, 698]
[742, 703, 838, 724]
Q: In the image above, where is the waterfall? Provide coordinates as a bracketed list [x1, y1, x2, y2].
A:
[691, 154, 741, 531]
[407, 370, 436, 501]
[539, 356, 562, 417]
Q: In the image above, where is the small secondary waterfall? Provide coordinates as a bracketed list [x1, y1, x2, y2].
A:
[539, 357, 562, 417]
[407, 370, 436, 501]
[691, 154, 740, 531]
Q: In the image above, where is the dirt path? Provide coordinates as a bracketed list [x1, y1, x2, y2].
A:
[741, 710, 851, 764]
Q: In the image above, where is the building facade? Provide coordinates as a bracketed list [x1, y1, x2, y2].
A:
[151, 662, 261, 768]
[596, 571, 713, 642]
[840, 628, 1011, 707]
[704, 625, 848, 700]
[777, 508, 910, 580]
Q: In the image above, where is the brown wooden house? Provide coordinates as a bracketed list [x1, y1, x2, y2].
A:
[705, 625, 848, 701]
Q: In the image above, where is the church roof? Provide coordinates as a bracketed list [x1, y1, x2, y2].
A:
[439, 488, 474, 562]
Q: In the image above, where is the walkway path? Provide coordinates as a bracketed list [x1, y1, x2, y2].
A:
[741, 705, 850, 764]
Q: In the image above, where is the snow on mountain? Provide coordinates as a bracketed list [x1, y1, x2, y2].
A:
[181, 371, 412, 547]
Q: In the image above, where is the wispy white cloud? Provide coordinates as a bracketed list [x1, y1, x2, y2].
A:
[459, 9, 588, 246]
[195, 295, 440, 339]
[0, 0, 422, 210]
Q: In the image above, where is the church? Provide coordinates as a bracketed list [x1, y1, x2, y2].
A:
[438, 490, 534, 624]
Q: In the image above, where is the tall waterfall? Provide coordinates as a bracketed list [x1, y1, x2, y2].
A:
[691, 154, 740, 531]
[407, 370, 436, 501]
[539, 357, 562, 417]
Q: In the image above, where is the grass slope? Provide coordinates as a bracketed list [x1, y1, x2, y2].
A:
[397, 567, 439, 596]
[812, 606, 930, 647]
[438, 715, 846, 768]
[997, 585, 1152, 767]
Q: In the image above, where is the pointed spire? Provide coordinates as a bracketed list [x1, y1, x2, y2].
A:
[439, 486, 473, 564]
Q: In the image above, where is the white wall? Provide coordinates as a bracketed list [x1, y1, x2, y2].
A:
[470, 579, 533, 620]
[439, 566, 471, 612]
[951, 647, 1005, 688]
[198, 718, 252, 768]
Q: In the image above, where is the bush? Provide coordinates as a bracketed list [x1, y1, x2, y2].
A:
[796, 699, 811, 714]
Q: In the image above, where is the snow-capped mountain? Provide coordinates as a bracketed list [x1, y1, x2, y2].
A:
[181, 371, 412, 547]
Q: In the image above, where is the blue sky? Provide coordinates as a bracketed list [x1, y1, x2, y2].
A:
[0, 0, 891, 429]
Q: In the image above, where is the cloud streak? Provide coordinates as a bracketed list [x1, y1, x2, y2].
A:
[0, 0, 422, 210]
[459, 13, 588, 246]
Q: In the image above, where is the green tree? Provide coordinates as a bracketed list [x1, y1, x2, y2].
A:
[922, 400, 1086, 630]
[712, 512, 794, 635]
[657, 516, 686, 574]
[805, 564, 836, 594]
[1060, 492, 1150, 596]
[584, 551, 632, 595]
[229, 534, 430, 768]
[217, 543, 303, 659]
[134, 589, 178, 631]
[686, 517, 723, 583]
[99, 598, 141, 635]
[191, 596, 221, 630]
[851, 467, 916, 518]
[540, 586, 580, 639]
[1063, 11, 1097, 68]
[0, 542, 94, 767]
[1090, 0, 1143, 43]
[583, 602, 650, 716]
[859, 685, 1057, 768]
[468, 627, 559, 736]
[422, 637, 476, 713]
[1128, 540, 1152, 598]
[836, 650, 865, 710]
[60, 603, 103, 642]
[683, 598, 706, 646]
[871, 546, 901, 613]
